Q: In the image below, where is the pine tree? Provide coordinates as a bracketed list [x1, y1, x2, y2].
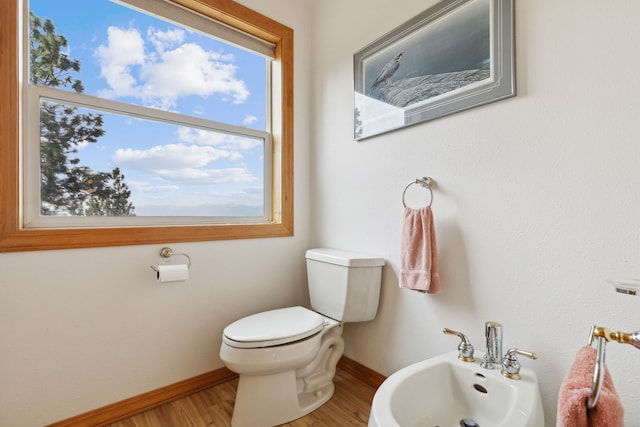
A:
[85, 168, 135, 216]
[30, 12, 135, 216]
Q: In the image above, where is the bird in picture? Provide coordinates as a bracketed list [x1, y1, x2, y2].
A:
[371, 51, 404, 88]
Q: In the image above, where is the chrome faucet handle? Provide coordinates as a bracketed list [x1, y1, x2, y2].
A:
[500, 348, 538, 380]
[443, 328, 475, 362]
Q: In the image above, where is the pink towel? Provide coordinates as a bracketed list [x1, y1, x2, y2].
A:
[399, 206, 440, 293]
[556, 345, 624, 427]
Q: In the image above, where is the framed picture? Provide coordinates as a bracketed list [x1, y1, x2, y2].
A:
[353, 0, 515, 140]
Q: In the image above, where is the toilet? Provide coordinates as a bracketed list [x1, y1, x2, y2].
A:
[219, 248, 385, 427]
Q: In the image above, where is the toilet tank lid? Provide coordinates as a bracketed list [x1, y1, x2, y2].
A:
[305, 248, 385, 267]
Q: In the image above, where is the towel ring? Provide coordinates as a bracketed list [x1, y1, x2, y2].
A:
[586, 324, 640, 408]
[587, 330, 607, 409]
[402, 177, 433, 208]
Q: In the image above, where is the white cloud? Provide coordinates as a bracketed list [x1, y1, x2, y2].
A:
[112, 143, 257, 184]
[96, 27, 145, 97]
[161, 167, 256, 184]
[147, 27, 184, 53]
[128, 181, 180, 193]
[113, 143, 229, 170]
[243, 115, 258, 126]
[96, 26, 250, 109]
[176, 127, 262, 151]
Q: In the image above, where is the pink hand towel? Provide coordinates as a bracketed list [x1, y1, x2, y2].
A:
[399, 206, 440, 293]
[556, 345, 624, 427]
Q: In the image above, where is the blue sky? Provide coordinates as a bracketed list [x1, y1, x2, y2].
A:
[30, 0, 267, 216]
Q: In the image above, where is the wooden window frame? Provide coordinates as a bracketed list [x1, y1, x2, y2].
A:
[0, 0, 294, 252]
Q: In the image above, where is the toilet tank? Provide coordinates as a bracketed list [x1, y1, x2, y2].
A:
[305, 248, 385, 322]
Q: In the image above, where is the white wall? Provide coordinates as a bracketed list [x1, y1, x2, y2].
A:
[310, 0, 640, 425]
[0, 2, 313, 426]
[4, 1, 640, 426]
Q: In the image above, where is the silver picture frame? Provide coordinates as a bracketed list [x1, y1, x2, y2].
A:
[353, 0, 515, 140]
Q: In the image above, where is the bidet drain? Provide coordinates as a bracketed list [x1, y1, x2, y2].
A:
[460, 419, 479, 427]
[473, 383, 488, 393]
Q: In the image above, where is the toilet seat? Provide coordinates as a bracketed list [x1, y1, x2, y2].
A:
[223, 306, 325, 348]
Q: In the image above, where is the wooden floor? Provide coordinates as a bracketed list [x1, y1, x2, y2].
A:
[106, 368, 376, 427]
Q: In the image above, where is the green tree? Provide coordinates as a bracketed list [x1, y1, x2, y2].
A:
[30, 12, 135, 216]
[85, 168, 135, 216]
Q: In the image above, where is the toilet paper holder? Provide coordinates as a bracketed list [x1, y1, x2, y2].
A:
[150, 247, 192, 272]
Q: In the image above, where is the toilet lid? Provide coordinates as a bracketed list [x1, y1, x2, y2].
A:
[223, 306, 325, 348]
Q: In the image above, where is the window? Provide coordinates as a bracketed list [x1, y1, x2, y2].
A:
[0, 0, 293, 252]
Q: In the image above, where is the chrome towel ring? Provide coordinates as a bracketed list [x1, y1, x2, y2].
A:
[402, 177, 433, 208]
[586, 324, 640, 408]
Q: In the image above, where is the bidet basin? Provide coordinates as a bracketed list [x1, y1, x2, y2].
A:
[368, 351, 544, 427]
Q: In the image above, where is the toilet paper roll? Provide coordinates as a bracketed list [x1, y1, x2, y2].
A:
[156, 264, 189, 283]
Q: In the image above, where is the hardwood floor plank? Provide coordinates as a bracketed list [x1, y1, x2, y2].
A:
[107, 368, 376, 427]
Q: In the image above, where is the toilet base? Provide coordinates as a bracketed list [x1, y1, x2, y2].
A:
[229, 326, 344, 427]
[231, 370, 334, 427]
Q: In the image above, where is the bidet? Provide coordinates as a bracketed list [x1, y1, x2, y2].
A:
[367, 350, 545, 427]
